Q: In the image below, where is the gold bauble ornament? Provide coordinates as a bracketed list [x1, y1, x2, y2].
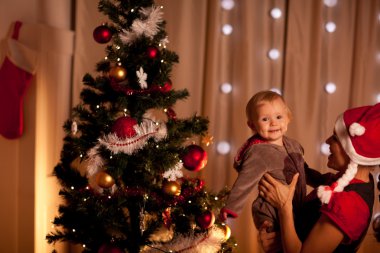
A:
[222, 224, 231, 240]
[162, 181, 181, 196]
[96, 171, 115, 188]
[109, 66, 127, 81]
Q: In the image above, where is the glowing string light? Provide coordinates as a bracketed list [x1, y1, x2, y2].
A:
[323, 0, 338, 7]
[220, 83, 232, 94]
[270, 88, 282, 95]
[217, 141, 231, 155]
[320, 143, 330, 155]
[222, 24, 233, 35]
[268, 49, 280, 60]
[324, 82, 337, 94]
[221, 0, 235, 10]
[270, 8, 282, 19]
[325, 22, 336, 33]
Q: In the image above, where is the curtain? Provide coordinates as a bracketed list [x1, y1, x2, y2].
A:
[74, 0, 380, 252]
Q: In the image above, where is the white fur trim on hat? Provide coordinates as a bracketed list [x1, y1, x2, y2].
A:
[320, 104, 380, 204]
[335, 114, 380, 166]
[349, 122, 365, 137]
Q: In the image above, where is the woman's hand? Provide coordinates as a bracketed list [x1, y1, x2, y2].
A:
[259, 173, 299, 210]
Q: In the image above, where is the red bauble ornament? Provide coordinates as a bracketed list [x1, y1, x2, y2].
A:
[196, 210, 215, 229]
[93, 25, 113, 44]
[111, 116, 138, 138]
[98, 244, 123, 253]
[147, 46, 159, 58]
[182, 145, 208, 171]
[160, 80, 172, 92]
[165, 108, 177, 120]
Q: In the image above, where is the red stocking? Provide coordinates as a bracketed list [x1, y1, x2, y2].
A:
[0, 21, 34, 139]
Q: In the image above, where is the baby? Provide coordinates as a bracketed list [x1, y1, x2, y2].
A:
[220, 90, 307, 235]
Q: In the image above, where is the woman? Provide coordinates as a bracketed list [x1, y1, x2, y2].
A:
[259, 103, 379, 253]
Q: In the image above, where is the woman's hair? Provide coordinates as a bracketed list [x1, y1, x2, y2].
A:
[245, 90, 292, 122]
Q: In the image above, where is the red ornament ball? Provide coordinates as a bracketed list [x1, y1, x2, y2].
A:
[111, 116, 138, 138]
[98, 244, 123, 253]
[160, 80, 172, 92]
[93, 25, 113, 44]
[147, 46, 159, 58]
[196, 210, 215, 229]
[165, 107, 177, 120]
[182, 145, 208, 171]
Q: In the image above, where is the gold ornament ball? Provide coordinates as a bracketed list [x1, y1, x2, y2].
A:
[222, 224, 231, 240]
[162, 181, 181, 196]
[109, 66, 127, 81]
[96, 171, 115, 188]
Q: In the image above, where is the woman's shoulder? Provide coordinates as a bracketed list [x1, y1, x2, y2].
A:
[320, 190, 371, 241]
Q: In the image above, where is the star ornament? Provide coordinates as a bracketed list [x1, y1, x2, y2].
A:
[137, 67, 148, 89]
[163, 162, 183, 181]
[201, 134, 214, 146]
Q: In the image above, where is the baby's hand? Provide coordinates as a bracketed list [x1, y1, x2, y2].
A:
[219, 207, 237, 221]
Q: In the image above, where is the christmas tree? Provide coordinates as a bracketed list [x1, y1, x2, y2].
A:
[46, 1, 236, 252]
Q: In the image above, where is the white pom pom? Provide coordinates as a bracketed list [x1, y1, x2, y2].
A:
[317, 186, 332, 204]
[349, 122, 365, 136]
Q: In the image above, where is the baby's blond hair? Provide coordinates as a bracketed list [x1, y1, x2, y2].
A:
[246, 90, 292, 122]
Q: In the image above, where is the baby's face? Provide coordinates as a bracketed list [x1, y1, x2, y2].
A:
[249, 98, 290, 145]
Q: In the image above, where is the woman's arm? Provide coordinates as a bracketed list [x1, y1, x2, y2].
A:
[260, 173, 301, 253]
[304, 163, 337, 187]
[301, 215, 344, 253]
[260, 173, 344, 253]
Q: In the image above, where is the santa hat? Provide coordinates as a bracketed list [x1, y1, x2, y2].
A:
[318, 103, 380, 204]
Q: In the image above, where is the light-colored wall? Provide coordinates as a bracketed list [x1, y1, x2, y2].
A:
[0, 1, 38, 252]
[0, 1, 73, 253]
[0, 0, 37, 38]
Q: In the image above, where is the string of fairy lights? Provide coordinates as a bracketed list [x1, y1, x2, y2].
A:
[217, 0, 380, 156]
[217, 0, 380, 233]
[320, 0, 338, 156]
[216, 0, 285, 155]
[216, 0, 286, 155]
[215, 0, 235, 156]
